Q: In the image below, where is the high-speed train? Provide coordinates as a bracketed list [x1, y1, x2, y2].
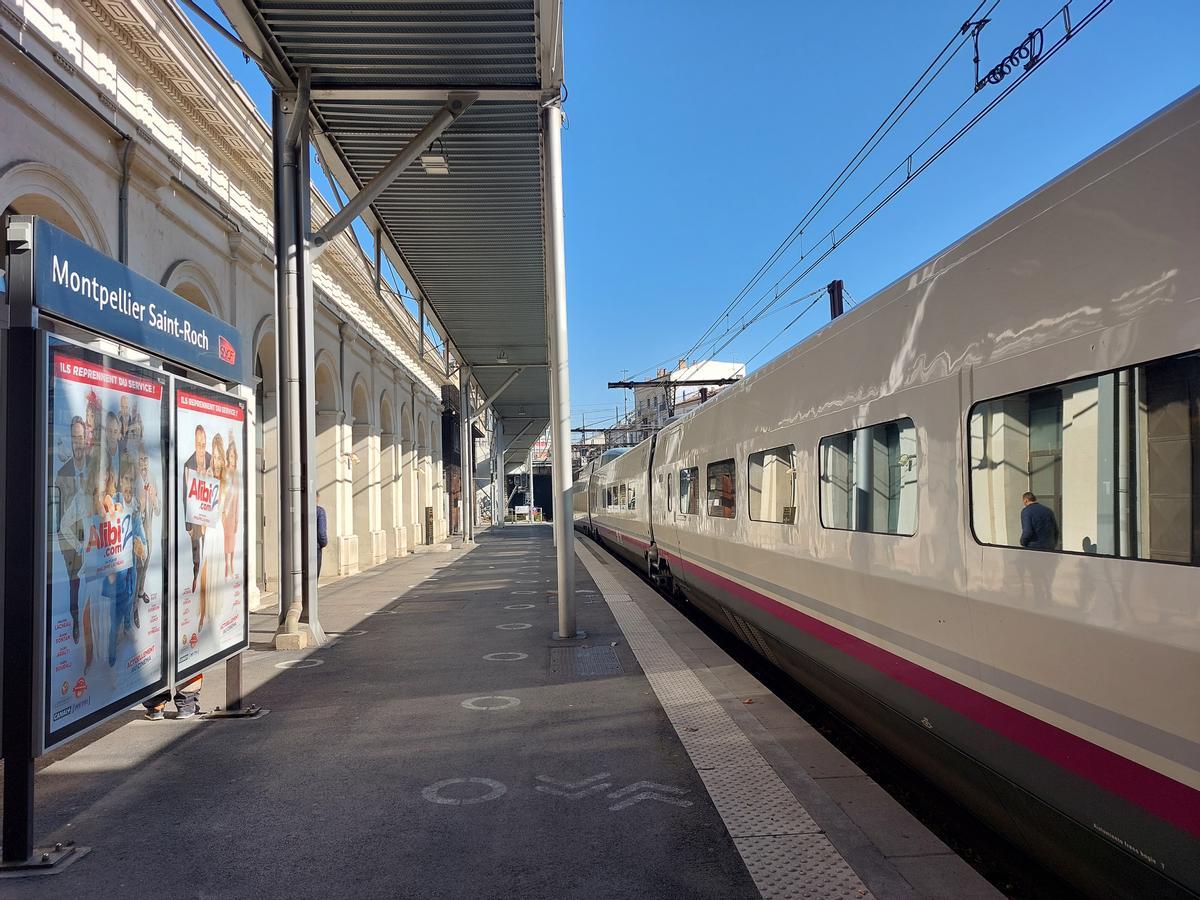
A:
[573, 91, 1200, 899]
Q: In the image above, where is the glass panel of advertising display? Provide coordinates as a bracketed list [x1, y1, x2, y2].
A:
[174, 381, 249, 679]
[44, 336, 170, 749]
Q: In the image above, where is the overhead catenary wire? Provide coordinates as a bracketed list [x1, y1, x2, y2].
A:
[627, 0, 999, 382]
[691, 2, 1003, 365]
[694, 0, 1112, 369]
[766, 0, 1113, 311]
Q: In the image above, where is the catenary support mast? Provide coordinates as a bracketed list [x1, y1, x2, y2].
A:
[543, 102, 577, 638]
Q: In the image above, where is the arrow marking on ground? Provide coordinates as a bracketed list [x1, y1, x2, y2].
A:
[535, 772, 612, 799]
[607, 781, 693, 811]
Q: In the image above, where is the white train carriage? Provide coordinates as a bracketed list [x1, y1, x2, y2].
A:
[585, 90, 1200, 899]
[590, 440, 654, 567]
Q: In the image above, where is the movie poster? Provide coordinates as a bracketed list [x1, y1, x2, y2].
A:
[174, 383, 248, 678]
[46, 338, 169, 745]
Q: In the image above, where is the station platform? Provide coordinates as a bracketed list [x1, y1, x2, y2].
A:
[5, 526, 1002, 899]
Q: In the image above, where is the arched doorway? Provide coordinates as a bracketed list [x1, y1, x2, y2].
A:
[350, 377, 380, 571]
[400, 402, 415, 549]
[0, 163, 111, 256]
[379, 392, 402, 557]
[314, 355, 346, 577]
[416, 412, 430, 545]
[163, 260, 222, 319]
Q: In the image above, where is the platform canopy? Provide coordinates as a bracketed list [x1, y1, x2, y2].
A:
[216, 0, 564, 466]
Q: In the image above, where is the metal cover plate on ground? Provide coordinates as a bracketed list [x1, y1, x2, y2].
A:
[549, 646, 624, 677]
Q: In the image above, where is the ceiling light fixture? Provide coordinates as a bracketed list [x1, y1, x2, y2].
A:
[419, 137, 450, 175]
[496, 349, 509, 363]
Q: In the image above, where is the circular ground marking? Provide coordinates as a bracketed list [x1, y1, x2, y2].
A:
[275, 658, 324, 670]
[368, 609, 398, 615]
[461, 696, 521, 711]
[421, 777, 507, 806]
[327, 630, 367, 637]
[504, 603, 535, 610]
[579, 589, 596, 594]
[483, 652, 529, 661]
[496, 622, 532, 630]
[511, 590, 536, 595]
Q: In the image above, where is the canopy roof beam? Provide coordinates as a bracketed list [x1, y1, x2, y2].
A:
[311, 87, 544, 102]
[310, 92, 478, 253]
[472, 367, 525, 422]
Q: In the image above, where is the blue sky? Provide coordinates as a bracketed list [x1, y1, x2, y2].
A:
[183, 1, 1199, 431]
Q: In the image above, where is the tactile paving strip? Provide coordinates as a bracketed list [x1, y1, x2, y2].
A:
[577, 542, 871, 900]
[734, 835, 872, 900]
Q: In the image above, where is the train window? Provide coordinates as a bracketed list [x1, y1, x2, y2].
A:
[748, 444, 796, 523]
[679, 467, 699, 514]
[707, 459, 736, 519]
[969, 352, 1200, 565]
[667, 473, 673, 511]
[619, 483, 627, 509]
[628, 483, 637, 510]
[819, 418, 917, 535]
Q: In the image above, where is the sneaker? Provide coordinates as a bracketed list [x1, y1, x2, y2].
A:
[144, 709, 165, 721]
[176, 707, 198, 720]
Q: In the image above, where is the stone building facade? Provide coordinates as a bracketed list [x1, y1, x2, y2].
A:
[1, 0, 459, 609]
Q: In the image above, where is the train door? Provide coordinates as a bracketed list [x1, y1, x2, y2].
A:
[652, 427, 689, 588]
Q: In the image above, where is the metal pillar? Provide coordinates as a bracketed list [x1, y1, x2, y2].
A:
[494, 417, 504, 527]
[459, 365, 474, 542]
[272, 92, 322, 647]
[2, 234, 38, 865]
[528, 447, 535, 518]
[544, 102, 578, 639]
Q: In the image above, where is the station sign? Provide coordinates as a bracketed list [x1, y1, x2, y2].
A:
[31, 219, 247, 384]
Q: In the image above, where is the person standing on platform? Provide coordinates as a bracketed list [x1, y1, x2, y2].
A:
[316, 492, 328, 579]
[1020, 492, 1060, 550]
[143, 674, 203, 720]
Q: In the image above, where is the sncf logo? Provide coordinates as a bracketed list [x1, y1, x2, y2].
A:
[218, 336, 236, 366]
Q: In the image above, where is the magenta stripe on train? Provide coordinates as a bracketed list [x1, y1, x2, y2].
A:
[592, 525, 1200, 836]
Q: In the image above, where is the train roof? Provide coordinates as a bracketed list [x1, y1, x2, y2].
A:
[655, 87, 1200, 434]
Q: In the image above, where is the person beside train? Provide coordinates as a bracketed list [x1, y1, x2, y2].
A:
[1019, 492, 1059, 551]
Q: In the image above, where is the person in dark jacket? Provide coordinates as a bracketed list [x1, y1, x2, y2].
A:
[1020, 492, 1059, 550]
[316, 492, 328, 578]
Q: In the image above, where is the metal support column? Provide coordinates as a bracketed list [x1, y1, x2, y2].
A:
[2, 233, 39, 865]
[544, 102, 578, 639]
[528, 447, 535, 518]
[493, 417, 504, 527]
[272, 91, 322, 648]
[459, 365, 474, 542]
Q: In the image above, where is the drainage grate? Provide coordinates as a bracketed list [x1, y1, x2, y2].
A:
[549, 645, 624, 677]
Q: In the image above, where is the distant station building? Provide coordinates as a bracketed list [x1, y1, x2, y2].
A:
[626, 358, 745, 444]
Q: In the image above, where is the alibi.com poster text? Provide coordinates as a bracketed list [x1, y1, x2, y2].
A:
[175, 386, 246, 675]
[46, 343, 168, 741]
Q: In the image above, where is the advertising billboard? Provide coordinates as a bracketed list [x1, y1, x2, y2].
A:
[174, 382, 249, 679]
[44, 336, 170, 747]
